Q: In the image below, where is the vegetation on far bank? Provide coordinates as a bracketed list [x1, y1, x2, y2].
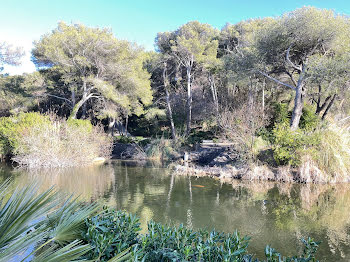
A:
[0, 112, 112, 167]
[0, 6, 350, 176]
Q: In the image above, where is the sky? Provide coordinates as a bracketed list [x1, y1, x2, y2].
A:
[1, 0, 350, 75]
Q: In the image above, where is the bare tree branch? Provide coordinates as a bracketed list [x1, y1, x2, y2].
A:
[257, 70, 296, 91]
[286, 45, 302, 72]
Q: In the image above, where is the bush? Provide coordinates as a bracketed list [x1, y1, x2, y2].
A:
[272, 123, 320, 166]
[83, 209, 141, 261]
[260, 103, 322, 167]
[67, 118, 93, 133]
[145, 137, 181, 160]
[299, 104, 320, 132]
[80, 210, 320, 262]
[0, 112, 50, 157]
[139, 222, 251, 261]
[0, 112, 112, 168]
[218, 104, 266, 161]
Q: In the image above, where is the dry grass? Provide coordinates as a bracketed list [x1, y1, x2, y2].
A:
[309, 121, 350, 181]
[12, 116, 112, 168]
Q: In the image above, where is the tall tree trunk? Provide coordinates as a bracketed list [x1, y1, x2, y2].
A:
[290, 65, 306, 130]
[108, 117, 116, 136]
[290, 83, 304, 130]
[208, 73, 219, 122]
[125, 116, 129, 136]
[322, 94, 336, 120]
[186, 66, 192, 135]
[81, 81, 87, 119]
[163, 64, 176, 140]
[69, 83, 94, 119]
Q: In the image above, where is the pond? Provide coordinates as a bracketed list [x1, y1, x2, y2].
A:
[1, 160, 349, 261]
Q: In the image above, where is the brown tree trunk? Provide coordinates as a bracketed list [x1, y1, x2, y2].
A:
[322, 94, 336, 120]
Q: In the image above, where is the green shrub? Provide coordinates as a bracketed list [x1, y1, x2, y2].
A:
[272, 102, 291, 126]
[67, 118, 93, 133]
[83, 209, 141, 261]
[272, 123, 320, 166]
[0, 112, 50, 156]
[299, 104, 320, 132]
[139, 222, 251, 261]
[80, 212, 320, 261]
[260, 103, 322, 167]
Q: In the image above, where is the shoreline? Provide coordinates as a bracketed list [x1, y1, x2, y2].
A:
[171, 162, 350, 184]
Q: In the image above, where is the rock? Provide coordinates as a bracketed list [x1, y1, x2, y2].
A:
[92, 157, 106, 165]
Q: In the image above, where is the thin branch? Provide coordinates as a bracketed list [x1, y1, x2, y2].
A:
[286, 45, 302, 72]
[43, 94, 73, 107]
[257, 70, 296, 91]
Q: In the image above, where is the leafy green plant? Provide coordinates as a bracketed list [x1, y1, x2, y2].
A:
[67, 118, 93, 133]
[299, 105, 320, 132]
[138, 221, 252, 261]
[271, 123, 320, 166]
[83, 209, 141, 262]
[265, 237, 319, 262]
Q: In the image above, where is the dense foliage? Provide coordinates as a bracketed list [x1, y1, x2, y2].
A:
[83, 209, 320, 262]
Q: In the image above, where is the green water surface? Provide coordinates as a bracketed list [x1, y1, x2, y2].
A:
[1, 160, 349, 261]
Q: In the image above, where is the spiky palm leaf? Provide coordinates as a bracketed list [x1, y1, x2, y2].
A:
[0, 180, 98, 262]
[47, 196, 99, 245]
[32, 240, 92, 262]
[0, 181, 59, 261]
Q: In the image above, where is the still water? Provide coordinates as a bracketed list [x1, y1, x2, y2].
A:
[1, 160, 350, 261]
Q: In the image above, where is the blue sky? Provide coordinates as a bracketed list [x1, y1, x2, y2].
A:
[1, 0, 350, 74]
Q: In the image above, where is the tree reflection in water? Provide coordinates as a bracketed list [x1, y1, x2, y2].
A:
[1, 160, 350, 261]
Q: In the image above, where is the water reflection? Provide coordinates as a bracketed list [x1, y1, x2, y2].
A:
[1, 161, 350, 261]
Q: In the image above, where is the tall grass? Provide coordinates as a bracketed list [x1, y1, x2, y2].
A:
[0, 112, 112, 168]
[312, 122, 350, 180]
